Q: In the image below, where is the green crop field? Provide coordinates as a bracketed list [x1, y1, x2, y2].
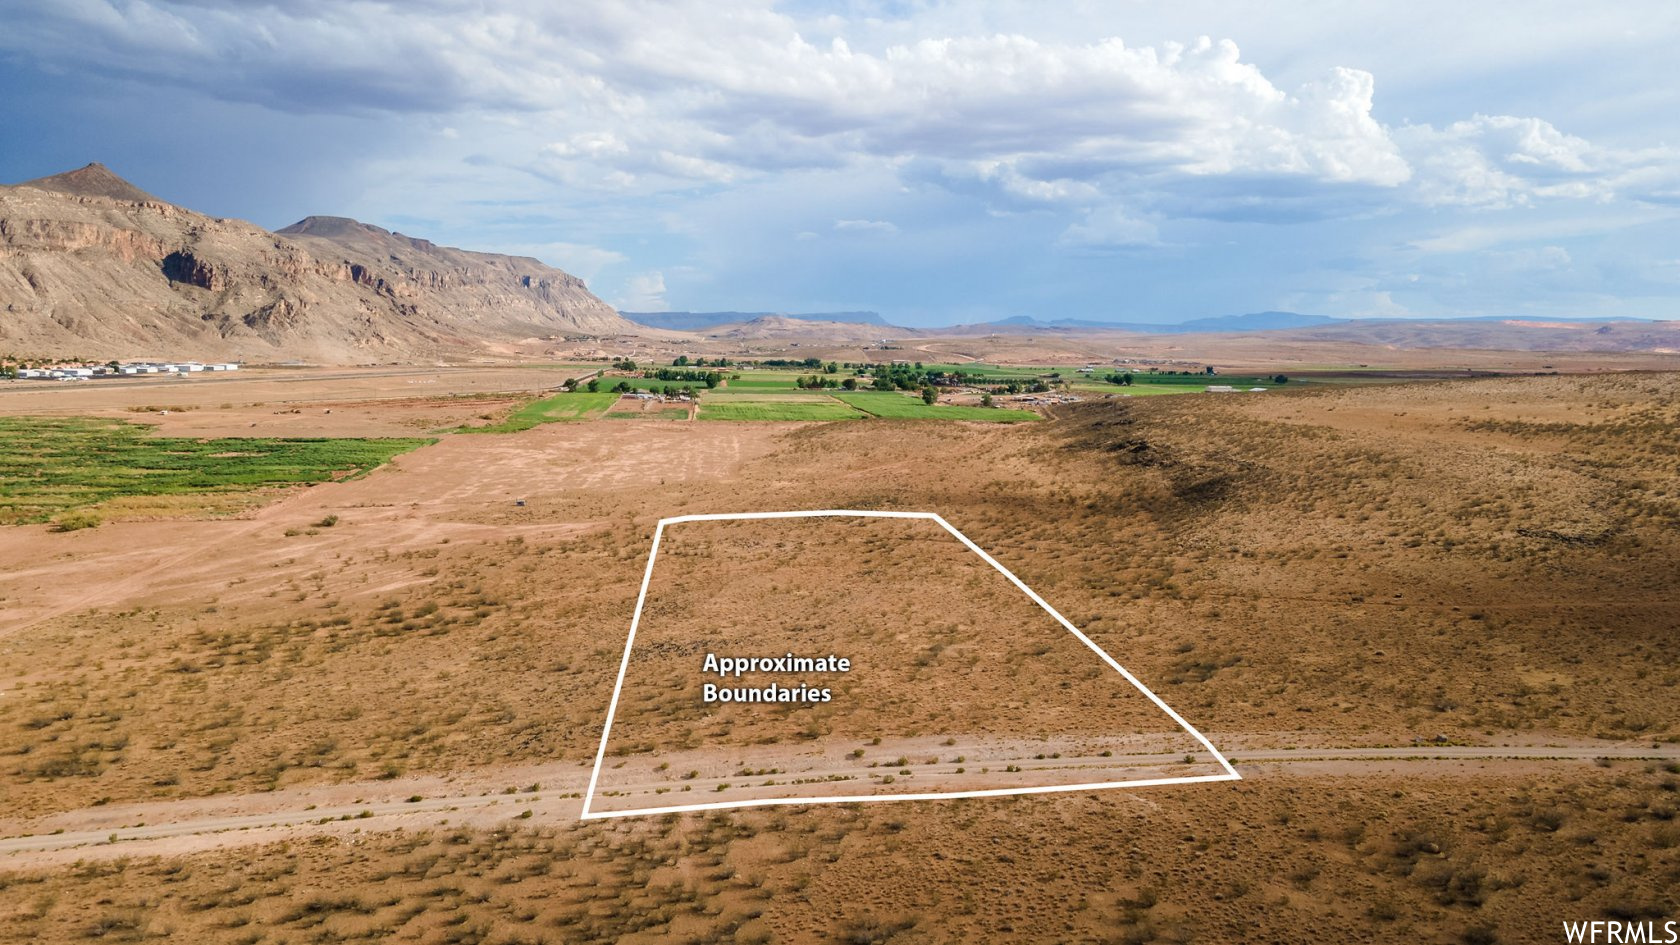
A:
[605, 408, 691, 420]
[720, 373, 808, 390]
[461, 391, 620, 432]
[697, 399, 866, 421]
[835, 392, 1038, 422]
[0, 416, 431, 526]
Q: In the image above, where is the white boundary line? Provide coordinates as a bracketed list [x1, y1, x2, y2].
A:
[580, 510, 1239, 820]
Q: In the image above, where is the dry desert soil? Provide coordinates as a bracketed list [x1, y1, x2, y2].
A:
[0, 368, 1676, 944]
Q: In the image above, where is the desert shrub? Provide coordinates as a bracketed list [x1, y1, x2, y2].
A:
[52, 509, 101, 531]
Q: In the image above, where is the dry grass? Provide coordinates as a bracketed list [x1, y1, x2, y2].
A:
[1, 769, 1675, 943]
[1, 371, 1677, 941]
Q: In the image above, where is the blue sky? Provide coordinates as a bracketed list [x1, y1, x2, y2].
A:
[2, 1, 1677, 325]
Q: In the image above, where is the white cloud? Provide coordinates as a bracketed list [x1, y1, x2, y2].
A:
[1395, 115, 1676, 208]
[833, 218, 898, 235]
[3, 3, 1414, 202]
[492, 241, 625, 283]
[542, 132, 630, 160]
[616, 271, 669, 311]
[1409, 210, 1673, 253]
[1057, 206, 1159, 251]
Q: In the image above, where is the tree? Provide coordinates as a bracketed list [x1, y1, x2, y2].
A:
[562, 377, 578, 391]
[980, 393, 993, 408]
[920, 386, 937, 405]
[674, 355, 690, 366]
[842, 377, 858, 391]
[586, 378, 600, 392]
[824, 361, 838, 374]
[613, 381, 632, 393]
[1273, 374, 1290, 384]
[872, 375, 896, 391]
[704, 371, 722, 389]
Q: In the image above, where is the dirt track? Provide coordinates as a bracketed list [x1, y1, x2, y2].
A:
[2, 741, 1673, 867]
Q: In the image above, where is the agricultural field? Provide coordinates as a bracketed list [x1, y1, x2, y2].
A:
[605, 406, 691, 420]
[459, 391, 619, 431]
[696, 399, 865, 421]
[0, 416, 430, 526]
[835, 391, 1038, 421]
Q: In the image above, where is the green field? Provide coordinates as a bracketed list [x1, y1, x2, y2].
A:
[835, 392, 1038, 422]
[461, 391, 620, 432]
[720, 372, 811, 390]
[0, 417, 431, 526]
[605, 408, 691, 420]
[697, 399, 866, 421]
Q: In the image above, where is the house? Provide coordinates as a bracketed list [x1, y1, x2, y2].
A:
[17, 368, 50, 379]
[205, 363, 239, 371]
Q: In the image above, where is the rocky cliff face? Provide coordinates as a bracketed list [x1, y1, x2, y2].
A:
[0, 163, 635, 361]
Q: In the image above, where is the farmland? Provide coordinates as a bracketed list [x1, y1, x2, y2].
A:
[835, 391, 1038, 421]
[0, 416, 430, 526]
[459, 390, 619, 431]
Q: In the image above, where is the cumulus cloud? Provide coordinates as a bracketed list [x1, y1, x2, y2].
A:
[7, 1, 1677, 320]
[617, 271, 669, 311]
[1056, 206, 1159, 252]
[1, 2, 1412, 202]
[495, 241, 625, 283]
[1394, 115, 1677, 209]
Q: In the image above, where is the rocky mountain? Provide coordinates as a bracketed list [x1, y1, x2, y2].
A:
[0, 163, 635, 361]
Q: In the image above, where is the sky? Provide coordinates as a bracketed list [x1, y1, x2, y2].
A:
[1, 1, 1678, 326]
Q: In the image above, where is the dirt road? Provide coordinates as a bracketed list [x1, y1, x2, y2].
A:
[3, 740, 1673, 867]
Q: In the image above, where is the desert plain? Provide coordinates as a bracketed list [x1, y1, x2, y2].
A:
[0, 364, 1675, 944]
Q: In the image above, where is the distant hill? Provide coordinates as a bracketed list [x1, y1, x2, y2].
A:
[955, 311, 1341, 334]
[1275, 317, 1680, 352]
[0, 163, 634, 361]
[937, 309, 1679, 351]
[19, 162, 162, 203]
[623, 310, 894, 331]
[697, 315, 917, 343]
